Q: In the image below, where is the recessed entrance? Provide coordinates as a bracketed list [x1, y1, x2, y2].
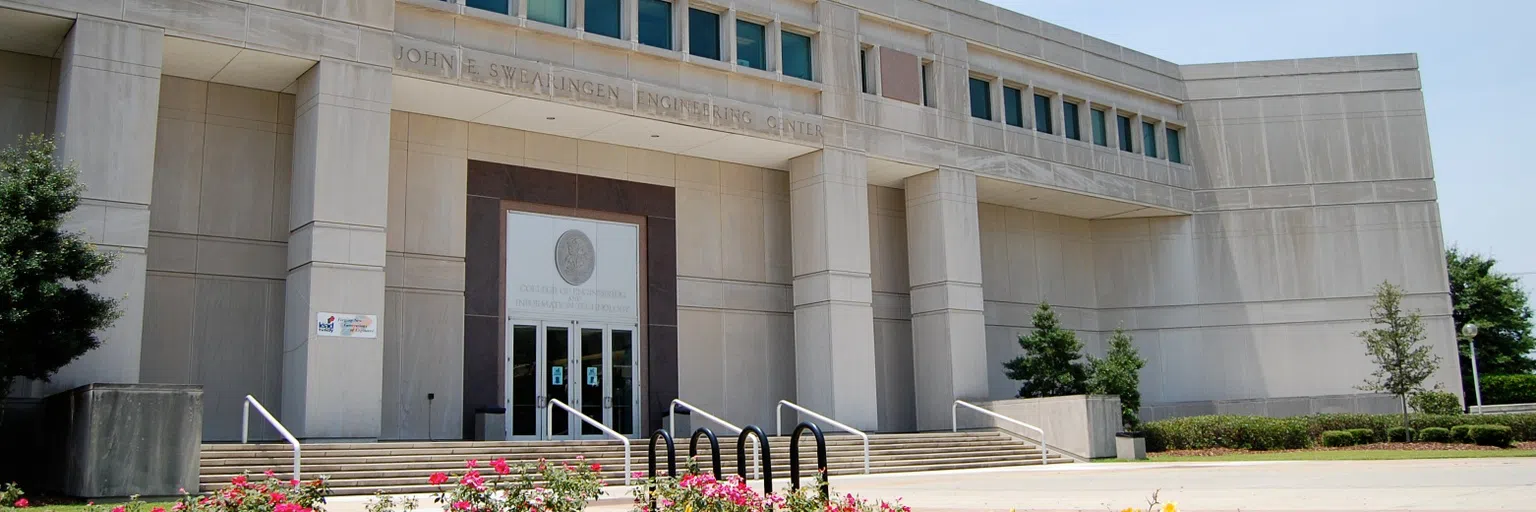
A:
[503, 210, 642, 440]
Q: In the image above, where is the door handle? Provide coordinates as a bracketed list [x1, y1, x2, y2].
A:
[536, 394, 545, 408]
[604, 396, 612, 408]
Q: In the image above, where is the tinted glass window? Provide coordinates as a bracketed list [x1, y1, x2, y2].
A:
[1033, 94, 1053, 134]
[1063, 102, 1081, 141]
[528, 0, 567, 27]
[1003, 87, 1023, 127]
[466, 0, 511, 15]
[584, 0, 621, 38]
[1167, 127, 1183, 163]
[782, 31, 812, 80]
[1143, 121, 1158, 158]
[688, 9, 720, 60]
[736, 20, 766, 70]
[969, 78, 991, 120]
[1091, 109, 1108, 146]
[637, 0, 672, 49]
[1117, 115, 1134, 152]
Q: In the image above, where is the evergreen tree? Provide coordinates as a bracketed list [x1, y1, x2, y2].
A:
[0, 135, 119, 402]
[1088, 328, 1146, 430]
[1003, 302, 1088, 398]
[1357, 281, 1440, 441]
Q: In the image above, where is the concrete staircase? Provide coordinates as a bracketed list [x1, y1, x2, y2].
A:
[200, 431, 1067, 495]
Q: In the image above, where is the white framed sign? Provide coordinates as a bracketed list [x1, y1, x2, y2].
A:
[505, 211, 639, 322]
[316, 312, 378, 338]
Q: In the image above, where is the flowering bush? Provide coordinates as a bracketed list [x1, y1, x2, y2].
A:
[632, 465, 907, 512]
[366, 457, 603, 512]
[2, 482, 24, 508]
[0, 473, 329, 512]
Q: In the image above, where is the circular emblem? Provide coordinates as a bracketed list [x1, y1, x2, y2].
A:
[554, 229, 596, 286]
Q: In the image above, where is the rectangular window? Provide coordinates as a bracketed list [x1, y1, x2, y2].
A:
[1167, 127, 1183, 164]
[968, 77, 991, 120]
[735, 19, 766, 70]
[637, 0, 672, 49]
[1090, 108, 1108, 146]
[466, 0, 511, 15]
[528, 0, 567, 27]
[584, 0, 621, 38]
[1033, 94, 1053, 134]
[688, 9, 720, 60]
[1002, 86, 1023, 127]
[921, 62, 932, 106]
[859, 48, 870, 93]
[1063, 101, 1081, 141]
[1142, 121, 1158, 158]
[781, 31, 812, 81]
[1117, 114, 1133, 152]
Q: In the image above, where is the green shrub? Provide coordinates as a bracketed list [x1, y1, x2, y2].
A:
[1320, 430, 1355, 447]
[1143, 415, 1312, 452]
[1386, 426, 1414, 442]
[1345, 428, 1376, 444]
[1483, 375, 1536, 406]
[1409, 391, 1462, 415]
[1304, 414, 1396, 439]
[1418, 427, 1452, 443]
[1466, 425, 1515, 447]
[1450, 425, 1474, 443]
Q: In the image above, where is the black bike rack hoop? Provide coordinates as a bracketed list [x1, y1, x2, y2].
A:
[689, 427, 724, 479]
[789, 421, 829, 501]
[736, 425, 773, 494]
[648, 429, 677, 478]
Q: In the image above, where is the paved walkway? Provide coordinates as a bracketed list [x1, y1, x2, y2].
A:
[324, 458, 1536, 511]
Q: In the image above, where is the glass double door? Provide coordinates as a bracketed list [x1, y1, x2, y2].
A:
[507, 320, 638, 440]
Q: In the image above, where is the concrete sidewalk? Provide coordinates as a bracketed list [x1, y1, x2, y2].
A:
[323, 457, 1536, 511]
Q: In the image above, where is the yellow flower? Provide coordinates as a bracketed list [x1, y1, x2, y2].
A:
[1163, 502, 1178, 512]
[1121, 508, 1137, 512]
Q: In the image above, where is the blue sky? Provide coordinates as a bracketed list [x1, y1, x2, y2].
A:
[994, 0, 1535, 293]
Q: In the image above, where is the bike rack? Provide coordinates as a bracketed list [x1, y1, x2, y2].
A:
[788, 421, 828, 501]
[648, 429, 677, 478]
[688, 427, 724, 479]
[736, 425, 773, 494]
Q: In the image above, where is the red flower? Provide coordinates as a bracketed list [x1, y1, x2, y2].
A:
[466, 459, 479, 469]
[452, 501, 472, 510]
[112, 507, 126, 512]
[13, 498, 28, 508]
[231, 475, 248, 487]
[491, 458, 511, 475]
[270, 491, 287, 503]
[289, 479, 300, 487]
[429, 472, 450, 485]
[589, 463, 602, 472]
[151, 507, 166, 512]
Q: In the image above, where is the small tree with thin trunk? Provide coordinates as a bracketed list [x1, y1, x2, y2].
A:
[1357, 281, 1440, 442]
[1088, 328, 1146, 431]
[0, 135, 119, 405]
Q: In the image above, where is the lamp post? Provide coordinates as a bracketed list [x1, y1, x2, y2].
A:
[1463, 322, 1482, 414]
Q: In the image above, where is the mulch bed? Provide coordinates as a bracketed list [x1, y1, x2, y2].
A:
[1155, 441, 1536, 457]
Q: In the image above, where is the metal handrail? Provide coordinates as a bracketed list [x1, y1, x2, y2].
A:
[242, 395, 302, 482]
[952, 400, 1047, 465]
[669, 399, 758, 479]
[547, 398, 631, 485]
[775, 400, 869, 474]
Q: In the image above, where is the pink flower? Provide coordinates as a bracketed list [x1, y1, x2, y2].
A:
[460, 470, 486, 491]
[172, 502, 185, 511]
[275, 503, 301, 512]
[466, 459, 479, 469]
[14, 499, 28, 508]
[112, 507, 126, 512]
[575, 455, 585, 461]
[289, 479, 300, 487]
[231, 475, 248, 487]
[491, 458, 511, 475]
[151, 507, 167, 512]
[270, 491, 286, 503]
[452, 500, 472, 510]
[264, 469, 276, 478]
[429, 472, 450, 485]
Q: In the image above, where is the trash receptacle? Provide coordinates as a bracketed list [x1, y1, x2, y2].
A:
[475, 407, 507, 441]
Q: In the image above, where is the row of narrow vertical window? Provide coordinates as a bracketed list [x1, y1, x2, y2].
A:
[461, 0, 814, 81]
[968, 77, 1184, 164]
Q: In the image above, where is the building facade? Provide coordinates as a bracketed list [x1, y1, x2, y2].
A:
[2, 0, 1458, 441]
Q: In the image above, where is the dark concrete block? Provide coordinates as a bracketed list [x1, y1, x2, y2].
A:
[44, 384, 202, 498]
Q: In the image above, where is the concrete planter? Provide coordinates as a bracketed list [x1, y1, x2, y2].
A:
[1115, 432, 1146, 460]
[966, 395, 1122, 459]
[43, 383, 202, 498]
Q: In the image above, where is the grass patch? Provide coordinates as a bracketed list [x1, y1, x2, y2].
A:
[1141, 449, 1536, 462]
[6, 500, 179, 512]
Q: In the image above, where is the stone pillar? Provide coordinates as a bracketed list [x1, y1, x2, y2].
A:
[48, 16, 163, 392]
[904, 169, 987, 431]
[789, 149, 880, 430]
[282, 58, 392, 440]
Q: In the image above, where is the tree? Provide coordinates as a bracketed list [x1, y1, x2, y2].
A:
[1003, 302, 1088, 398]
[0, 135, 119, 403]
[1087, 328, 1146, 430]
[1357, 281, 1440, 441]
[1447, 247, 1535, 398]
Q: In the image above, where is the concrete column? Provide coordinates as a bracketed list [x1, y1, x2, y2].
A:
[48, 16, 164, 392]
[789, 149, 881, 430]
[904, 169, 987, 431]
[282, 58, 393, 440]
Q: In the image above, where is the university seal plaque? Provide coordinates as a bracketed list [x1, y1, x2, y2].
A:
[554, 229, 596, 286]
